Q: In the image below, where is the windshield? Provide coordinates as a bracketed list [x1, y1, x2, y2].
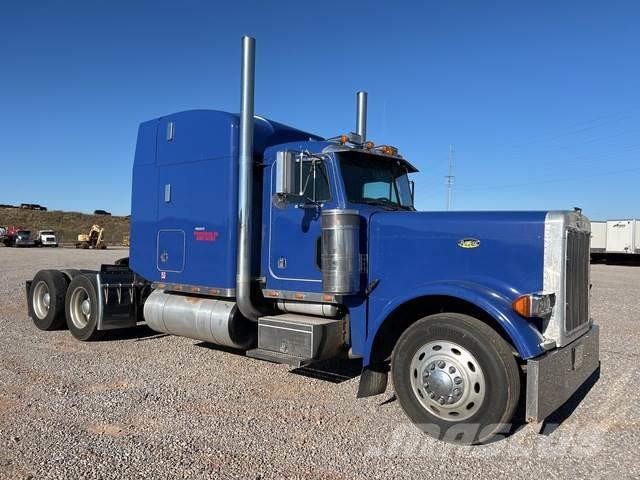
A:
[338, 152, 413, 210]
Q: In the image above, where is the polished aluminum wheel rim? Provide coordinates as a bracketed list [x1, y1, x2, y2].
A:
[32, 281, 50, 320]
[410, 340, 486, 421]
[69, 286, 91, 329]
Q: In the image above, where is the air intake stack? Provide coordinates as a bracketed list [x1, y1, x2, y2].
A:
[321, 209, 361, 295]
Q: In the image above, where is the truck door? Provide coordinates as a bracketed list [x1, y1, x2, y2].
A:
[268, 156, 334, 291]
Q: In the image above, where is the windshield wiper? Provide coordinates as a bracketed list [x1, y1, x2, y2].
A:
[364, 198, 413, 211]
[359, 198, 408, 211]
[358, 199, 397, 210]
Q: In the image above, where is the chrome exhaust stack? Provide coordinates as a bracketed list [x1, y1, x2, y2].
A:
[143, 36, 263, 347]
[356, 91, 368, 143]
[236, 35, 262, 322]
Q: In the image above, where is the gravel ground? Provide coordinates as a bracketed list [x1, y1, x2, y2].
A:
[0, 247, 638, 479]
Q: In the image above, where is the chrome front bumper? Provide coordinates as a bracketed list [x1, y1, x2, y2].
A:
[526, 324, 600, 423]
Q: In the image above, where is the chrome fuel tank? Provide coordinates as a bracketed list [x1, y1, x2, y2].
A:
[143, 290, 256, 349]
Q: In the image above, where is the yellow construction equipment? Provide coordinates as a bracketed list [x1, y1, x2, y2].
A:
[76, 224, 107, 249]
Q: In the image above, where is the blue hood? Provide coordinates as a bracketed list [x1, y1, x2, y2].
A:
[368, 210, 548, 302]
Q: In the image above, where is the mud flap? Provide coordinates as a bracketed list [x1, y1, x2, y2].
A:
[95, 271, 138, 331]
[357, 364, 389, 398]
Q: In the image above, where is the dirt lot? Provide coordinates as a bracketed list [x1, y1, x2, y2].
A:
[0, 247, 638, 479]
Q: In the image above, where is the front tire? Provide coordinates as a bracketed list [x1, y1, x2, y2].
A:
[65, 275, 103, 341]
[391, 313, 520, 445]
[28, 270, 69, 330]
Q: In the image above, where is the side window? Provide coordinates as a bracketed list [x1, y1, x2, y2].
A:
[292, 160, 331, 203]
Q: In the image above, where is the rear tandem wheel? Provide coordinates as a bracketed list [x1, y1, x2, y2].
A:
[28, 270, 69, 330]
[65, 275, 103, 341]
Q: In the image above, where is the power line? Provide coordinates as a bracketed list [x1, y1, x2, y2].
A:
[457, 165, 640, 195]
[496, 107, 640, 153]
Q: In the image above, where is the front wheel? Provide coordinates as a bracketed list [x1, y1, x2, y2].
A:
[391, 313, 521, 445]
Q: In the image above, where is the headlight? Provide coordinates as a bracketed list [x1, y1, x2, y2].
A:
[512, 293, 555, 318]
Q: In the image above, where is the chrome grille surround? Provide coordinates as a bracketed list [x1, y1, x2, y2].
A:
[542, 211, 592, 348]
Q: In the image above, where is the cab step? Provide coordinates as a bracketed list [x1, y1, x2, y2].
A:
[246, 348, 311, 367]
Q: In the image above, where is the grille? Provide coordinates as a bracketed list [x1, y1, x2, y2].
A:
[565, 229, 590, 332]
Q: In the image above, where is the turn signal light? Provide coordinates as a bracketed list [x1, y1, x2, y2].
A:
[365, 141, 374, 149]
[512, 293, 554, 318]
[339, 135, 348, 144]
[512, 296, 531, 317]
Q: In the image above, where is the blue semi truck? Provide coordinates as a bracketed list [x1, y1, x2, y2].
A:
[26, 37, 599, 444]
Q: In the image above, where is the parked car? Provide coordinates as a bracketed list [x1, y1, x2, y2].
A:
[94, 209, 111, 216]
[36, 230, 58, 247]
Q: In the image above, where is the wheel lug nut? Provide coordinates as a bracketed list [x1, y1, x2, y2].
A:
[453, 388, 461, 396]
[449, 366, 456, 374]
[454, 377, 462, 385]
[438, 397, 445, 405]
[447, 396, 455, 404]
[430, 364, 436, 371]
[424, 372, 430, 378]
[430, 392, 436, 399]
[437, 361, 446, 369]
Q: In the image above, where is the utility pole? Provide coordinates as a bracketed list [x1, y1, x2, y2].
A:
[446, 144, 454, 210]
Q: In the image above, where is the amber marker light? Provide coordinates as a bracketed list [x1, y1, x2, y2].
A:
[512, 295, 532, 317]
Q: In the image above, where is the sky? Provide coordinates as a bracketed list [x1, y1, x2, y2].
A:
[1, 0, 639, 219]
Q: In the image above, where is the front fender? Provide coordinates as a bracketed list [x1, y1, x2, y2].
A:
[365, 280, 546, 365]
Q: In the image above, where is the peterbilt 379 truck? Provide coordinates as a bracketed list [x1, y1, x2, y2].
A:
[25, 37, 599, 444]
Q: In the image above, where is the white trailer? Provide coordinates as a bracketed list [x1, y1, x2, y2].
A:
[590, 219, 640, 262]
[590, 221, 607, 253]
[605, 220, 639, 254]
